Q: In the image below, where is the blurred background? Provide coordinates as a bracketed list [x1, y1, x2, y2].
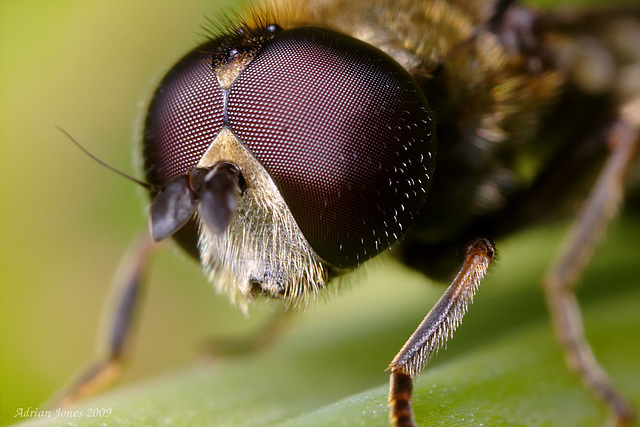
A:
[0, 0, 251, 423]
[1, 1, 638, 426]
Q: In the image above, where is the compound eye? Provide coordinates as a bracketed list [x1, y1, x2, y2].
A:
[143, 25, 436, 269]
[228, 27, 436, 268]
[143, 47, 225, 187]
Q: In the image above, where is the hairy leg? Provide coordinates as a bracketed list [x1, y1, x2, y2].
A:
[388, 238, 495, 427]
[544, 105, 639, 425]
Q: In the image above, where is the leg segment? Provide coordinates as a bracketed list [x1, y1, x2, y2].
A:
[199, 306, 292, 358]
[48, 233, 154, 408]
[388, 238, 495, 427]
[544, 111, 639, 425]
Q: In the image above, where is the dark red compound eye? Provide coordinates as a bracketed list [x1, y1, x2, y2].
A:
[143, 26, 436, 269]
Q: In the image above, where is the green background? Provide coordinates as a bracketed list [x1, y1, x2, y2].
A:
[1, 0, 638, 426]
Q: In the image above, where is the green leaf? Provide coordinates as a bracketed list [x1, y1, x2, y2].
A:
[14, 220, 640, 427]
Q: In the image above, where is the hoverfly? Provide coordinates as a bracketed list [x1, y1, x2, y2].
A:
[53, 0, 639, 426]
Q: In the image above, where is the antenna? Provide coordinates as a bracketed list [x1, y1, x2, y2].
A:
[57, 126, 158, 192]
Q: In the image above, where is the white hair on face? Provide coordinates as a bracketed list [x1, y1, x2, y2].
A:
[196, 127, 330, 311]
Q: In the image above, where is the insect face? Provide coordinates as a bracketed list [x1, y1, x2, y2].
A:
[142, 24, 436, 305]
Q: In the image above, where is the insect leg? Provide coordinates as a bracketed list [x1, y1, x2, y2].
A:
[199, 306, 292, 358]
[388, 238, 495, 427]
[48, 233, 154, 408]
[543, 102, 639, 425]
